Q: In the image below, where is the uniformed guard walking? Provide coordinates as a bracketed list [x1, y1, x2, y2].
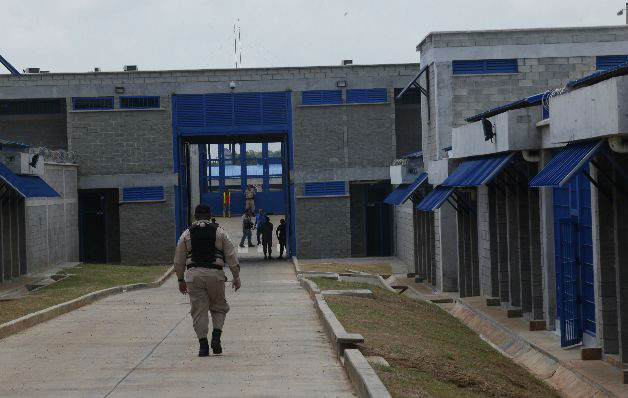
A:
[174, 204, 241, 357]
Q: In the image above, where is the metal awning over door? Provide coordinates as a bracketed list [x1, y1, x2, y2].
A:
[384, 172, 428, 205]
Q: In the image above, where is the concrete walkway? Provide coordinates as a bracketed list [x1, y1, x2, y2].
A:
[0, 260, 355, 398]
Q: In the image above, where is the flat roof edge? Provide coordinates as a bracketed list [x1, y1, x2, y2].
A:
[417, 24, 626, 51]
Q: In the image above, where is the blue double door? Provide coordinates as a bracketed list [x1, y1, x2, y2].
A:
[553, 172, 595, 347]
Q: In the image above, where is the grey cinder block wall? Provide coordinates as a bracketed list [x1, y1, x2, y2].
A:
[25, 162, 79, 273]
[1, 64, 419, 263]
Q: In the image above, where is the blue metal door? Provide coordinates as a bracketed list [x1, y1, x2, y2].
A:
[559, 217, 582, 347]
[553, 171, 596, 347]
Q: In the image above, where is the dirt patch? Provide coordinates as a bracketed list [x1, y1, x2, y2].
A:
[300, 262, 392, 275]
[322, 280, 560, 398]
[0, 264, 168, 325]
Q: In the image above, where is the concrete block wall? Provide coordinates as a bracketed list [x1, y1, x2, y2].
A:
[394, 200, 415, 271]
[67, 97, 173, 176]
[118, 185, 175, 264]
[0, 113, 68, 150]
[477, 185, 492, 296]
[295, 184, 350, 259]
[24, 163, 79, 274]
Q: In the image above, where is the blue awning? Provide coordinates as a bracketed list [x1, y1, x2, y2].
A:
[442, 152, 514, 187]
[0, 163, 59, 198]
[529, 140, 604, 187]
[416, 186, 454, 212]
[384, 172, 428, 205]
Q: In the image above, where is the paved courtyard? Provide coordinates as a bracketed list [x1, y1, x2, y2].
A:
[0, 260, 355, 398]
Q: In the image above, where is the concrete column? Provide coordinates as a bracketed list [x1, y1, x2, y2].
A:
[0, 199, 4, 283]
[518, 182, 532, 314]
[10, 197, 20, 276]
[456, 206, 466, 297]
[412, 207, 419, 276]
[471, 201, 480, 297]
[539, 150, 557, 330]
[429, 213, 436, 285]
[190, 145, 201, 212]
[488, 185, 500, 298]
[506, 179, 521, 308]
[418, 211, 425, 279]
[2, 198, 14, 279]
[613, 154, 628, 362]
[496, 182, 510, 303]
[18, 200, 26, 275]
[439, 204, 459, 292]
[528, 178, 544, 320]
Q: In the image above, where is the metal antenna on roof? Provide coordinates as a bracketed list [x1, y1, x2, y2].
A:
[233, 18, 242, 68]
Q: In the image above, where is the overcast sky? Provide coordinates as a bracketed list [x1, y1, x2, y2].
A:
[1, 0, 626, 73]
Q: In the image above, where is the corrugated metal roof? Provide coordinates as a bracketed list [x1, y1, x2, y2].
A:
[566, 63, 628, 90]
[442, 152, 514, 187]
[529, 139, 604, 187]
[465, 92, 548, 123]
[416, 186, 454, 212]
[0, 163, 59, 198]
[384, 172, 428, 205]
[0, 139, 30, 150]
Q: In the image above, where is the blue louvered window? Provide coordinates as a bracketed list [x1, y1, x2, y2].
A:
[302, 90, 343, 105]
[452, 59, 518, 75]
[346, 88, 387, 104]
[174, 92, 289, 130]
[122, 186, 165, 202]
[303, 181, 346, 196]
[72, 97, 114, 110]
[120, 96, 160, 109]
[596, 55, 628, 70]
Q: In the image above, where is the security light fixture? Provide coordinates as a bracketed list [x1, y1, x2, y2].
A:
[618, 9, 624, 15]
[115, 87, 125, 94]
[336, 81, 347, 88]
[229, 81, 237, 90]
[482, 118, 495, 142]
[618, 3, 628, 23]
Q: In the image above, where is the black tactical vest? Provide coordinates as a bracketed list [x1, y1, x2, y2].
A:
[189, 222, 218, 265]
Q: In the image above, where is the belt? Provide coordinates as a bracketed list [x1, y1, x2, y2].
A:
[187, 263, 223, 270]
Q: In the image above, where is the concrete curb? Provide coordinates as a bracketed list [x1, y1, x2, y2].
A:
[300, 277, 392, 398]
[0, 266, 174, 341]
[344, 349, 392, 398]
[291, 256, 301, 275]
[448, 301, 617, 398]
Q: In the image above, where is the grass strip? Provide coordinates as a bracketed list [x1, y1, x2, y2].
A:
[312, 278, 559, 398]
[0, 264, 168, 325]
[300, 262, 392, 275]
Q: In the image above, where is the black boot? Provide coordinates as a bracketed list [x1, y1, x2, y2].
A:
[198, 338, 209, 357]
[211, 329, 222, 355]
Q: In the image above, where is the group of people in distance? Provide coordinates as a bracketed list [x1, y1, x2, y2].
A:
[240, 209, 286, 260]
[240, 184, 287, 260]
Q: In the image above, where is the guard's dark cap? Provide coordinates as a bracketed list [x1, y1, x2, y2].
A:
[194, 204, 211, 218]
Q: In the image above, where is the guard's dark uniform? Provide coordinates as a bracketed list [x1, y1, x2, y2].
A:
[262, 220, 273, 259]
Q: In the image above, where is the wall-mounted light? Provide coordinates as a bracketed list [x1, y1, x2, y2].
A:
[229, 81, 237, 90]
[115, 86, 125, 94]
[336, 81, 347, 88]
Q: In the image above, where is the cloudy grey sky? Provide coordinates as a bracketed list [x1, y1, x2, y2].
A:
[1, 0, 626, 73]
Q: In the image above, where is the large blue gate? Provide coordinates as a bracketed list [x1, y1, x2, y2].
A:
[553, 171, 595, 347]
[172, 91, 295, 254]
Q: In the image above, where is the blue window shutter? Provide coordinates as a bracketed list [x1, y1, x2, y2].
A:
[453, 59, 518, 75]
[204, 93, 233, 127]
[175, 92, 289, 130]
[176, 95, 204, 128]
[302, 90, 342, 105]
[304, 181, 345, 196]
[122, 186, 165, 202]
[596, 55, 628, 70]
[72, 97, 114, 110]
[120, 96, 160, 109]
[346, 88, 387, 104]
[234, 93, 262, 126]
[262, 92, 289, 124]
